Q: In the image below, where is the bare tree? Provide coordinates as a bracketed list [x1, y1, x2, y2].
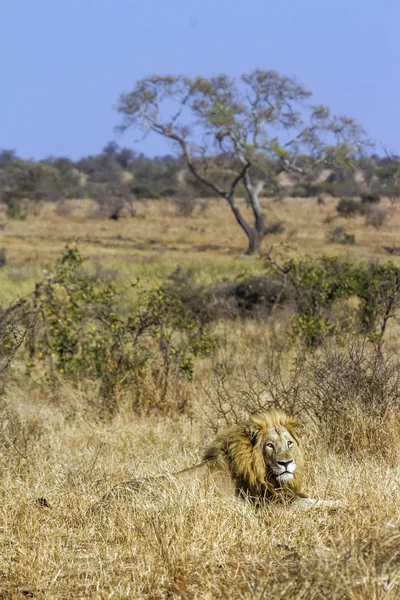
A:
[116, 70, 369, 255]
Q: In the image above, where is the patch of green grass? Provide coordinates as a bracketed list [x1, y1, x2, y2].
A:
[0, 266, 42, 304]
[89, 256, 265, 287]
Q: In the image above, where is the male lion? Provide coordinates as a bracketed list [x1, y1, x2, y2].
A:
[96, 409, 341, 510]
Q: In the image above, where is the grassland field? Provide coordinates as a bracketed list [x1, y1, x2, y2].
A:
[1, 195, 400, 599]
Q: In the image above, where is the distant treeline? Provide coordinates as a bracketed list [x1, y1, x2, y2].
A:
[1, 143, 400, 219]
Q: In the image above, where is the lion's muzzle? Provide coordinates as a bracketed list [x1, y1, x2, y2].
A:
[274, 459, 296, 483]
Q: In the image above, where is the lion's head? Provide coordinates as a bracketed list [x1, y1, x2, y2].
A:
[203, 409, 304, 502]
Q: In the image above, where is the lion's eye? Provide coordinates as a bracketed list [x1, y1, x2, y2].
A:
[266, 443, 274, 450]
[287, 440, 294, 447]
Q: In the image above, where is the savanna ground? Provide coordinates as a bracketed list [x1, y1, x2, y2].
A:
[1, 195, 400, 599]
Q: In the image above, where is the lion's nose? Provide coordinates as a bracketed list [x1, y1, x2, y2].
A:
[277, 460, 293, 469]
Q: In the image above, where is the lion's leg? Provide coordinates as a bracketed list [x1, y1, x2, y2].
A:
[293, 497, 343, 510]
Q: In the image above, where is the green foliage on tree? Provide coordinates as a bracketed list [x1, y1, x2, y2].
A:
[116, 70, 369, 254]
[1, 161, 65, 218]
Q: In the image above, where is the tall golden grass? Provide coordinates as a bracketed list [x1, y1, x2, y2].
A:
[1, 197, 400, 598]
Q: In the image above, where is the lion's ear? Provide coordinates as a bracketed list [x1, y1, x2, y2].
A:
[286, 417, 303, 443]
[245, 424, 261, 446]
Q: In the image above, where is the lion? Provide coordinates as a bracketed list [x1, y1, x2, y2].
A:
[95, 409, 341, 510]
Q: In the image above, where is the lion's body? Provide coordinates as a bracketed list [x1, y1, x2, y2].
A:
[97, 410, 341, 510]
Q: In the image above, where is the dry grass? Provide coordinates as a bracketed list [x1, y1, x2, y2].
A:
[0, 195, 399, 268]
[2, 384, 400, 599]
[1, 197, 400, 598]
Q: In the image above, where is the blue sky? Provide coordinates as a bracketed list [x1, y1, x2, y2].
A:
[1, 0, 399, 160]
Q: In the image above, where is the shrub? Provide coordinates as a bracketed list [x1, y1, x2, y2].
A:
[203, 340, 400, 460]
[353, 261, 400, 342]
[265, 220, 285, 235]
[174, 196, 197, 217]
[4, 197, 28, 220]
[163, 266, 215, 326]
[160, 187, 179, 198]
[92, 182, 135, 219]
[301, 341, 400, 460]
[321, 181, 361, 197]
[0, 298, 35, 396]
[1, 161, 65, 211]
[220, 275, 287, 318]
[365, 207, 388, 229]
[131, 184, 160, 199]
[360, 191, 381, 204]
[27, 247, 215, 414]
[336, 197, 364, 218]
[291, 184, 319, 198]
[0, 248, 6, 267]
[326, 226, 356, 245]
[285, 258, 354, 347]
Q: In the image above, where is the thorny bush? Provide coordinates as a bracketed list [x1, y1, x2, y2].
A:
[0, 299, 35, 397]
[203, 339, 400, 460]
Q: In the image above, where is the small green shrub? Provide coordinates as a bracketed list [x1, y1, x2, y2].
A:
[265, 220, 285, 235]
[4, 197, 28, 220]
[264, 255, 400, 348]
[27, 247, 215, 413]
[131, 184, 160, 199]
[353, 261, 400, 341]
[360, 191, 381, 204]
[220, 275, 287, 318]
[160, 187, 179, 197]
[0, 248, 6, 267]
[291, 184, 319, 198]
[326, 226, 356, 245]
[336, 197, 364, 218]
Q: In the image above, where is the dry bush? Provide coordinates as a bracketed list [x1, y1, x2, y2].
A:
[365, 206, 389, 229]
[201, 339, 400, 461]
[55, 200, 74, 217]
[303, 341, 400, 460]
[0, 399, 42, 469]
[326, 226, 356, 245]
[174, 195, 197, 217]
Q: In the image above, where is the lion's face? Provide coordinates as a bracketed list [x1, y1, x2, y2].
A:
[203, 409, 304, 498]
[261, 425, 298, 485]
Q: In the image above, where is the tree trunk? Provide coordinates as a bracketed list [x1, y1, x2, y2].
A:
[226, 193, 261, 255]
[244, 173, 265, 241]
[245, 228, 262, 255]
[252, 193, 264, 239]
